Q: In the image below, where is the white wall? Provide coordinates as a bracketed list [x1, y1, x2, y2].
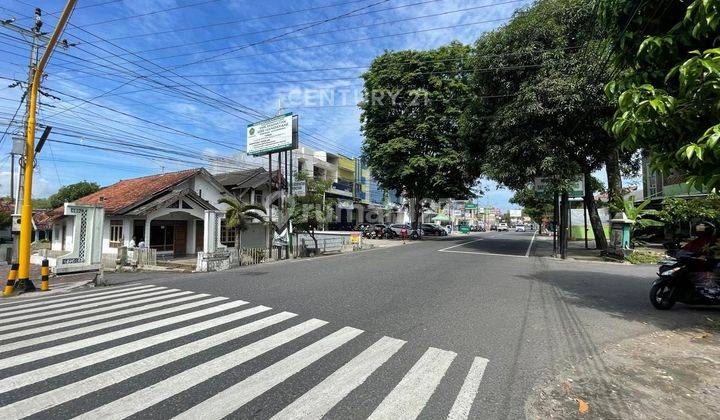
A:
[51, 218, 74, 252]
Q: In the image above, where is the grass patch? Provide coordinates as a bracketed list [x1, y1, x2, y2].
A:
[625, 249, 665, 264]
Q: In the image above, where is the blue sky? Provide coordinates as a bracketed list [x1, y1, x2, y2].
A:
[0, 0, 577, 210]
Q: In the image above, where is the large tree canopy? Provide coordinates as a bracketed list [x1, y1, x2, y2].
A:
[360, 42, 478, 227]
[604, 0, 720, 190]
[48, 181, 101, 209]
[461, 0, 616, 249]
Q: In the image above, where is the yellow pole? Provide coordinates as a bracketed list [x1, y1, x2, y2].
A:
[17, 0, 77, 287]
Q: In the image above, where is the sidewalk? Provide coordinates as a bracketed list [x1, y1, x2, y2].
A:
[533, 236, 627, 264]
[527, 321, 720, 419]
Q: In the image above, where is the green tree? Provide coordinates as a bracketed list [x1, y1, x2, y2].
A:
[510, 188, 554, 230]
[48, 181, 100, 209]
[462, 0, 618, 250]
[360, 42, 479, 230]
[289, 173, 335, 253]
[217, 197, 265, 250]
[31, 198, 52, 209]
[604, 0, 720, 190]
[0, 197, 13, 227]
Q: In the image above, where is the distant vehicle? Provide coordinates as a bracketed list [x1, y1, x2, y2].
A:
[515, 224, 526, 232]
[497, 223, 509, 232]
[390, 224, 423, 238]
[490, 224, 498, 231]
[421, 224, 445, 236]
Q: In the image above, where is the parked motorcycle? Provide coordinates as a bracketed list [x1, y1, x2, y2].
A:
[650, 252, 720, 309]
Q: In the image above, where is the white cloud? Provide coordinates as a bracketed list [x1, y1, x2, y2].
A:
[0, 170, 57, 199]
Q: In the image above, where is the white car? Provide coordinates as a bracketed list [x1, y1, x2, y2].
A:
[497, 223, 509, 231]
[515, 224, 526, 232]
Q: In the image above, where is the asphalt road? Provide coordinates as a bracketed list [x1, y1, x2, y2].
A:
[0, 231, 711, 419]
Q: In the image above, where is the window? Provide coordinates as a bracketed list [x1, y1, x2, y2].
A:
[254, 191, 263, 206]
[220, 220, 236, 247]
[109, 220, 123, 248]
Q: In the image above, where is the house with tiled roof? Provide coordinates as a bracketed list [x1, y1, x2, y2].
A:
[47, 168, 236, 258]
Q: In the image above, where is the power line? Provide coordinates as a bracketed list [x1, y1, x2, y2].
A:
[172, 0, 393, 69]
[103, 0, 441, 42]
[77, 0, 224, 28]
[90, 1, 526, 60]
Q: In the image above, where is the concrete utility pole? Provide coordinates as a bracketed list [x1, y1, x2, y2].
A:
[8, 0, 78, 295]
[1, 8, 50, 216]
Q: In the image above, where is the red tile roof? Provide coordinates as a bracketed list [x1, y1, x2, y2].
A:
[47, 168, 201, 219]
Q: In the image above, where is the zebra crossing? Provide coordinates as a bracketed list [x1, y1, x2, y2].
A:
[0, 283, 490, 419]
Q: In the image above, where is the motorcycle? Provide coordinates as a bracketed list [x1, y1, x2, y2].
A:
[650, 251, 720, 309]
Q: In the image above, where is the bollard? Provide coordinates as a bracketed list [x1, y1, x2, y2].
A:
[40, 259, 50, 291]
[3, 263, 19, 296]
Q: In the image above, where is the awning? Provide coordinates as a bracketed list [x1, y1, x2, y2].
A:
[432, 213, 450, 222]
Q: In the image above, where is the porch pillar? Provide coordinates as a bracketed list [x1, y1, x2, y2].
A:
[203, 210, 224, 253]
[144, 218, 152, 248]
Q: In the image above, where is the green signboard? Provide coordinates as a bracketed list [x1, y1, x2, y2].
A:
[459, 225, 470, 234]
[465, 203, 477, 209]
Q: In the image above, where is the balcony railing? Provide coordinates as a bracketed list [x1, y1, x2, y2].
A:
[332, 180, 353, 192]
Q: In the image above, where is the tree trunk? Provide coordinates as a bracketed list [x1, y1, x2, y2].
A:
[584, 172, 608, 252]
[605, 150, 623, 211]
[310, 230, 318, 255]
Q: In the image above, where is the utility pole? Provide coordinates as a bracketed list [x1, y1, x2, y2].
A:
[10, 0, 78, 295]
[1, 7, 72, 276]
[2, 8, 49, 216]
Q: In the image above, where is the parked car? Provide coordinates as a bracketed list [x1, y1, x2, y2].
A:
[390, 224, 423, 238]
[421, 224, 445, 236]
[490, 224, 498, 231]
[515, 224, 526, 232]
[497, 223, 509, 232]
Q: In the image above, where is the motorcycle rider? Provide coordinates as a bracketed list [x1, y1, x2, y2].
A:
[681, 223, 717, 257]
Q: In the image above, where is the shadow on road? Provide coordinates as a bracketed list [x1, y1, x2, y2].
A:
[528, 267, 719, 331]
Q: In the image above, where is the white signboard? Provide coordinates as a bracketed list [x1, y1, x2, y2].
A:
[247, 113, 296, 156]
[509, 209, 522, 218]
[292, 180, 306, 197]
[452, 209, 463, 217]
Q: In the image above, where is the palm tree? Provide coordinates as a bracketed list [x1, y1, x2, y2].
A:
[218, 197, 266, 250]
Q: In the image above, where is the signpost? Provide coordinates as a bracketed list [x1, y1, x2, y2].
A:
[292, 180, 307, 197]
[246, 113, 298, 156]
[247, 113, 299, 258]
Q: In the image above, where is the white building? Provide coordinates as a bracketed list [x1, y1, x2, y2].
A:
[45, 168, 232, 259]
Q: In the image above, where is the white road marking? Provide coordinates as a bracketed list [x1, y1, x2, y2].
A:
[0, 310, 292, 420]
[368, 347, 456, 420]
[0, 291, 204, 351]
[0, 290, 195, 340]
[438, 250, 532, 258]
[77, 319, 333, 420]
[0, 285, 493, 420]
[0, 283, 142, 308]
[437, 238, 483, 252]
[272, 336, 406, 420]
[0, 304, 272, 394]
[525, 230, 537, 257]
[0, 285, 158, 318]
[0, 296, 233, 369]
[173, 326, 363, 420]
[447, 357, 489, 420]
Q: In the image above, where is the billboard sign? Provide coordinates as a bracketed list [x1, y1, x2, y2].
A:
[509, 209, 522, 218]
[246, 113, 298, 156]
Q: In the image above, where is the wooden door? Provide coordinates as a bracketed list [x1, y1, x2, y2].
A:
[174, 221, 187, 256]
